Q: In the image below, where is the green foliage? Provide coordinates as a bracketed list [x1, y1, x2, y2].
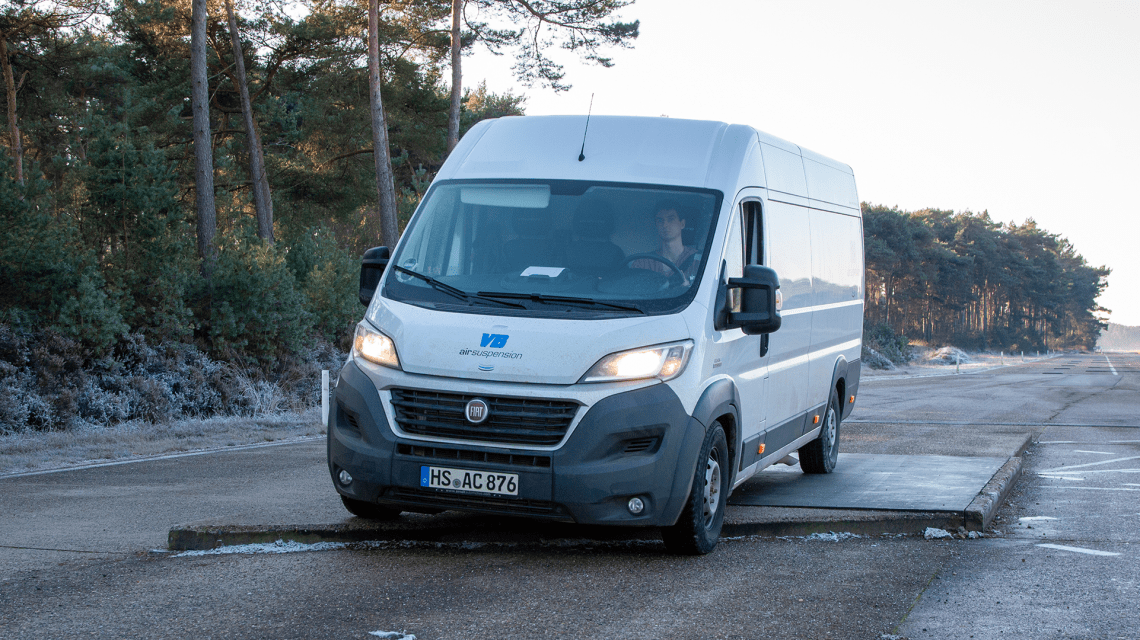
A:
[463, 0, 639, 92]
[58, 270, 129, 352]
[0, 157, 84, 323]
[286, 226, 360, 346]
[0, 156, 129, 351]
[207, 223, 314, 364]
[78, 104, 197, 343]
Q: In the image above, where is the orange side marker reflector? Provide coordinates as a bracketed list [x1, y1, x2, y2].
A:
[850, 395, 855, 404]
[758, 443, 766, 455]
[813, 415, 820, 424]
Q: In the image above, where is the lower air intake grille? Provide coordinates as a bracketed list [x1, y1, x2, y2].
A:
[383, 488, 567, 519]
[390, 388, 578, 446]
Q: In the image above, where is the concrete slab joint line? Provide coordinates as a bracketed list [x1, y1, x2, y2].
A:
[964, 456, 1023, 530]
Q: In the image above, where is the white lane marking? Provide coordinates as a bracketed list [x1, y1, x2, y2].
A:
[1039, 455, 1140, 473]
[0, 436, 325, 479]
[1037, 543, 1120, 557]
[1110, 441, 1140, 444]
[1041, 486, 1140, 491]
[1038, 475, 1084, 481]
[369, 632, 417, 640]
[1074, 450, 1116, 455]
[1019, 516, 1059, 521]
[1105, 355, 1118, 375]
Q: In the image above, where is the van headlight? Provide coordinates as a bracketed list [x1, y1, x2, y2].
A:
[353, 324, 400, 369]
[580, 341, 693, 383]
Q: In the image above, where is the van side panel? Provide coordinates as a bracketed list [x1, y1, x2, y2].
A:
[763, 200, 814, 428]
[806, 209, 864, 406]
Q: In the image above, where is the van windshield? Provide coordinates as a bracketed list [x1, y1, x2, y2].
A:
[383, 180, 722, 317]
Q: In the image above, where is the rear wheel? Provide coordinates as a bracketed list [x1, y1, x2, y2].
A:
[340, 495, 402, 520]
[799, 391, 841, 474]
[662, 421, 729, 555]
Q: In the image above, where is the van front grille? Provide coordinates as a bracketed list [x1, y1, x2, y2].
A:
[396, 443, 551, 468]
[390, 388, 578, 446]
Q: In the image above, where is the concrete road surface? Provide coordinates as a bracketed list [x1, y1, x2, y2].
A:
[0, 352, 1136, 639]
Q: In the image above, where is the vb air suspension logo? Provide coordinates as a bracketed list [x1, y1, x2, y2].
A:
[459, 333, 523, 369]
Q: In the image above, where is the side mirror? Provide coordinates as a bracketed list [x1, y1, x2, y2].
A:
[359, 246, 390, 307]
[727, 265, 782, 335]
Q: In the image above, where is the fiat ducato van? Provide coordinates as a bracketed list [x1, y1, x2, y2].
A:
[328, 116, 864, 554]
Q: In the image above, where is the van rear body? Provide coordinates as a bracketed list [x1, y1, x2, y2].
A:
[329, 116, 863, 553]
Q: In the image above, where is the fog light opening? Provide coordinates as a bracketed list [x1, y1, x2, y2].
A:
[627, 497, 645, 515]
[338, 469, 353, 486]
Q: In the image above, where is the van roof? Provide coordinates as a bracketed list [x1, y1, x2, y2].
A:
[440, 115, 857, 209]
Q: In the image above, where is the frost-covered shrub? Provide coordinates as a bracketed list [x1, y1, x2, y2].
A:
[863, 323, 914, 366]
[861, 345, 896, 371]
[928, 346, 970, 365]
[0, 323, 344, 433]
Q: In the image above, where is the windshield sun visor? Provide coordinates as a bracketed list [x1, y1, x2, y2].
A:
[460, 185, 551, 208]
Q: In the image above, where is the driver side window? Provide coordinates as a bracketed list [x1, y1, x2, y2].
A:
[725, 208, 744, 313]
[726, 200, 764, 313]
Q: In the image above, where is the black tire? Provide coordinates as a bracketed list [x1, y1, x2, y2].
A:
[662, 421, 729, 555]
[799, 391, 841, 474]
[340, 495, 402, 520]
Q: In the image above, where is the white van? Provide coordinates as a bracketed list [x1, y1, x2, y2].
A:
[329, 116, 863, 554]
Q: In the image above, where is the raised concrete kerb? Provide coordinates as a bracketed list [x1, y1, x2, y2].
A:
[964, 456, 1022, 530]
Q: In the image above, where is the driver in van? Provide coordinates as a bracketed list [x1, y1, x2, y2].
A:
[631, 200, 699, 283]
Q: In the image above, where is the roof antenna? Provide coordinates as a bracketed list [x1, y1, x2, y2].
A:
[578, 94, 594, 162]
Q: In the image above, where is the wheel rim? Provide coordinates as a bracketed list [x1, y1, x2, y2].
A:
[825, 407, 838, 455]
[702, 450, 722, 527]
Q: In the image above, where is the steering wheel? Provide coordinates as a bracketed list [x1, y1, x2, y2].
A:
[621, 253, 687, 288]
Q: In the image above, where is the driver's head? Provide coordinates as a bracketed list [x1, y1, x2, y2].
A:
[654, 200, 686, 242]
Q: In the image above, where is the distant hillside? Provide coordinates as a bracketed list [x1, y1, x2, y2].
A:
[1098, 323, 1140, 352]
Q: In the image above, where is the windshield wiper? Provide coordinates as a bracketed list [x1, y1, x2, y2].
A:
[476, 291, 645, 314]
[393, 266, 525, 309]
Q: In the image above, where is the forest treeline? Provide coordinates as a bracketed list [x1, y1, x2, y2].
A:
[862, 204, 1109, 353]
[1098, 324, 1140, 352]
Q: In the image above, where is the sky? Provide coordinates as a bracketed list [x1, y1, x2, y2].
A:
[459, 0, 1140, 325]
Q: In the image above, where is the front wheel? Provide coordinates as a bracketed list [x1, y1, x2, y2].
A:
[662, 421, 729, 555]
[799, 392, 841, 474]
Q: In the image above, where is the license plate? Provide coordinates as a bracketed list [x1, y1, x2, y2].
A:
[420, 466, 519, 496]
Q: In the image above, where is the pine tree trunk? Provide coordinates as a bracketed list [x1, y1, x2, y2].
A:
[0, 37, 24, 186]
[225, 0, 274, 243]
[368, 0, 400, 249]
[446, 0, 462, 155]
[191, 0, 217, 278]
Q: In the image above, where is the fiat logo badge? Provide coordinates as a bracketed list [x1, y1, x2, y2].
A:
[465, 398, 490, 424]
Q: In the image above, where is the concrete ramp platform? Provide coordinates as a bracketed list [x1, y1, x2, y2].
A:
[730, 453, 1009, 513]
[166, 453, 1023, 551]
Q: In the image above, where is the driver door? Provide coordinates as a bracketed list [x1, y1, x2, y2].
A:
[709, 190, 770, 475]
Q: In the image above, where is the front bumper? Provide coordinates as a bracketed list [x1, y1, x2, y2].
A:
[327, 360, 705, 527]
